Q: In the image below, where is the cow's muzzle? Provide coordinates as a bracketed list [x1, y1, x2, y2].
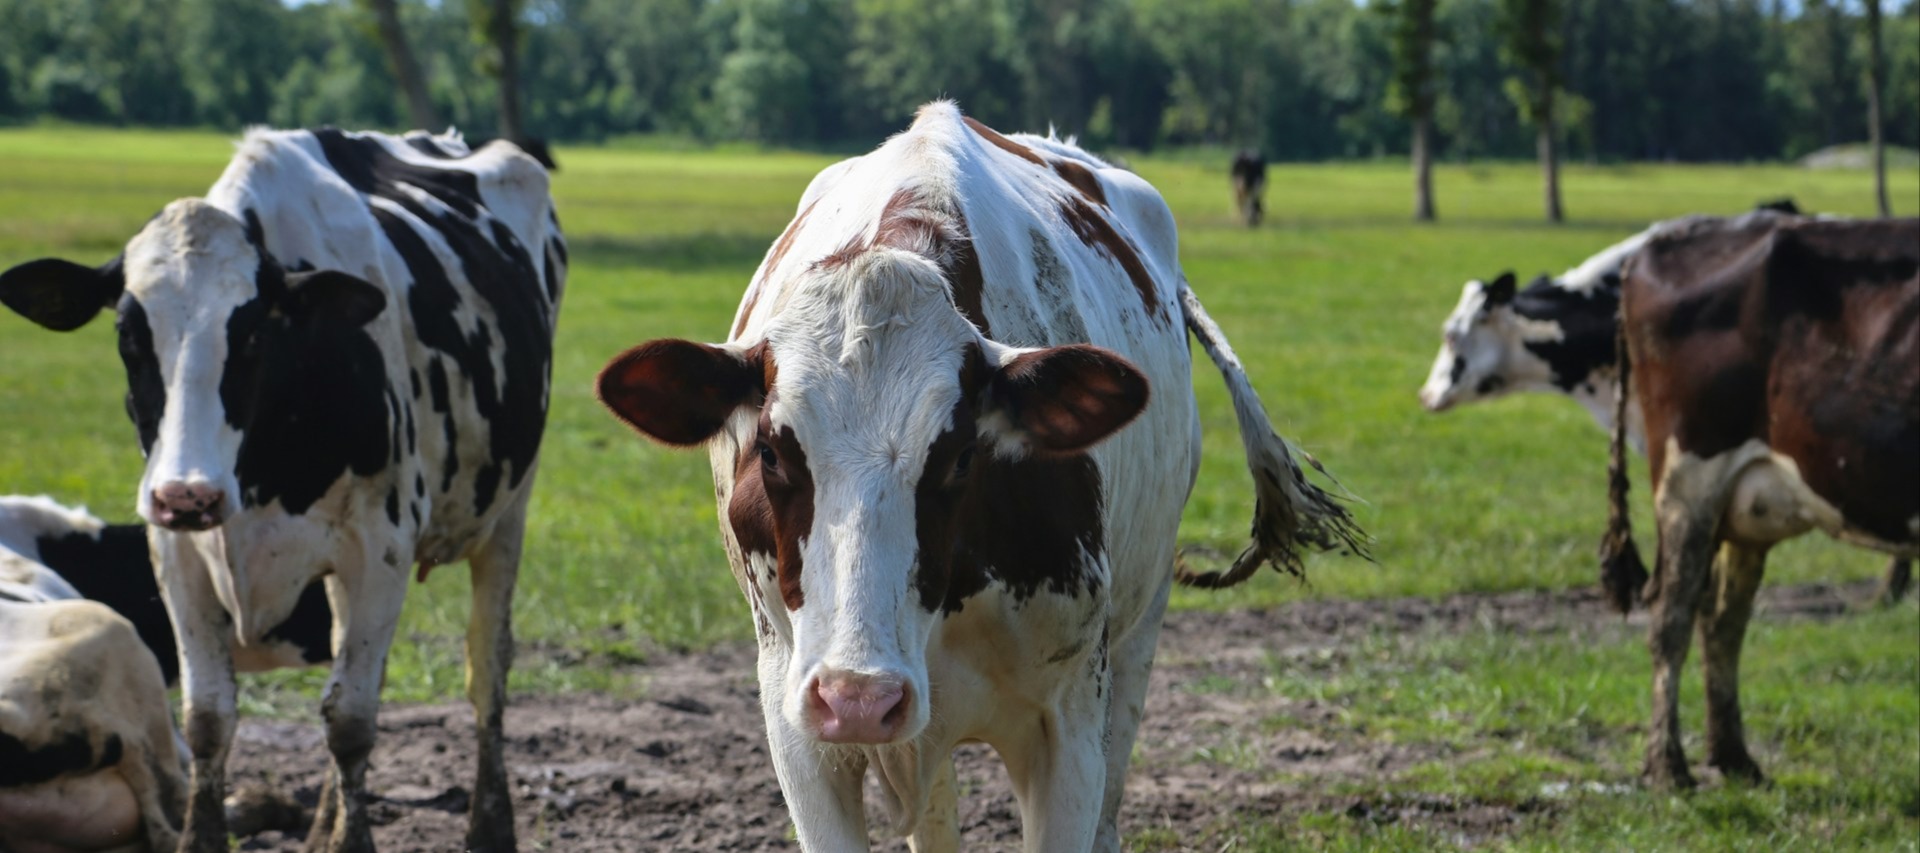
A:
[806, 669, 910, 744]
[151, 481, 228, 531]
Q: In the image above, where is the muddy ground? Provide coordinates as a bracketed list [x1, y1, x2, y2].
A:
[226, 580, 1880, 851]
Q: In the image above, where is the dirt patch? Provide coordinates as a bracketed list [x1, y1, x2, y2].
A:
[226, 580, 1883, 851]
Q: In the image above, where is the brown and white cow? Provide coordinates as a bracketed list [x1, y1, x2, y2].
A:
[1599, 215, 1919, 788]
[597, 102, 1361, 850]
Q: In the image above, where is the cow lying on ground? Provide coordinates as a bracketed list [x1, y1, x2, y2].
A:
[0, 495, 333, 852]
[1418, 205, 1911, 605]
[0, 127, 566, 852]
[1599, 215, 1919, 788]
[598, 102, 1362, 851]
[1230, 149, 1267, 227]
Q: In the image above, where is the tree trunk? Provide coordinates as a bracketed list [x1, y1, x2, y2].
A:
[1866, 0, 1890, 217]
[1412, 113, 1436, 221]
[1538, 88, 1563, 223]
[489, 0, 523, 143]
[364, 0, 440, 131]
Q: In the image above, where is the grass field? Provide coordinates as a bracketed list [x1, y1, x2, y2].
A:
[0, 127, 1914, 849]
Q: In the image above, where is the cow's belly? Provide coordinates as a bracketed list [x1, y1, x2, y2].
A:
[0, 770, 144, 853]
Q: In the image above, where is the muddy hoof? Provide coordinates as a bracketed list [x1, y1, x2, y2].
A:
[1642, 749, 1697, 790]
[1709, 752, 1768, 786]
[225, 783, 310, 836]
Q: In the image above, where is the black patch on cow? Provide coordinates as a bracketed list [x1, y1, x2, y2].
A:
[386, 486, 401, 524]
[0, 730, 98, 787]
[425, 355, 460, 492]
[415, 473, 426, 497]
[34, 524, 178, 685]
[1512, 275, 1621, 392]
[1449, 355, 1466, 386]
[96, 734, 123, 768]
[243, 208, 267, 248]
[312, 128, 481, 219]
[220, 252, 393, 517]
[405, 135, 455, 159]
[260, 581, 336, 665]
[115, 298, 165, 455]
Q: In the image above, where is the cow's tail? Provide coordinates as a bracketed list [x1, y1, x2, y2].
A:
[1174, 285, 1367, 589]
[1598, 308, 1649, 613]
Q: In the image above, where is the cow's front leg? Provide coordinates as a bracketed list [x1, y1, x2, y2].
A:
[310, 542, 408, 853]
[1004, 653, 1110, 853]
[153, 531, 237, 853]
[764, 699, 869, 849]
[1700, 541, 1768, 783]
[464, 480, 535, 853]
[1097, 580, 1170, 853]
[907, 755, 960, 853]
[1642, 502, 1716, 789]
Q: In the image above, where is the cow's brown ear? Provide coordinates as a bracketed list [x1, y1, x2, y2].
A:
[984, 344, 1149, 455]
[0, 256, 125, 332]
[597, 339, 763, 446]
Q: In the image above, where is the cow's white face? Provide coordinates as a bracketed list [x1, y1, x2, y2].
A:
[1420, 272, 1534, 412]
[0, 198, 388, 533]
[119, 201, 263, 529]
[599, 249, 1148, 746]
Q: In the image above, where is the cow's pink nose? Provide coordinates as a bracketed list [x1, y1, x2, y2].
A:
[152, 481, 226, 531]
[808, 671, 908, 744]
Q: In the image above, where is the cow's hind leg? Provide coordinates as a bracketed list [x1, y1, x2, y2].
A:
[1879, 558, 1913, 607]
[1642, 506, 1717, 789]
[1700, 541, 1768, 783]
[311, 546, 409, 853]
[464, 482, 535, 853]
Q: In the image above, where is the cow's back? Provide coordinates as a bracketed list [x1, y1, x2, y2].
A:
[1626, 217, 1920, 548]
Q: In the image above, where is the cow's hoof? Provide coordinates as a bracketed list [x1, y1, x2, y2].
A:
[1709, 751, 1767, 786]
[1641, 748, 1696, 790]
[465, 820, 518, 853]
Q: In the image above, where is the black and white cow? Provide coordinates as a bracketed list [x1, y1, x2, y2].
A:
[1230, 149, 1267, 227]
[598, 102, 1361, 850]
[0, 128, 565, 853]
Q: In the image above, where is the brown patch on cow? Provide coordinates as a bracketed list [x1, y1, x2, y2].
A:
[1052, 160, 1107, 206]
[729, 409, 815, 611]
[1057, 197, 1163, 321]
[806, 185, 992, 336]
[1626, 215, 1920, 543]
[737, 200, 820, 338]
[911, 343, 1107, 613]
[963, 116, 1044, 166]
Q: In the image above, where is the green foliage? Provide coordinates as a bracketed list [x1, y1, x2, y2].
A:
[0, 0, 1915, 161]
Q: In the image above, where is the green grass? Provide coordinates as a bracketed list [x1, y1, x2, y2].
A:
[1144, 604, 1920, 851]
[0, 130, 1915, 847]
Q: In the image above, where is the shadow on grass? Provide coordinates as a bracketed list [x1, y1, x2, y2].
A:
[570, 231, 774, 273]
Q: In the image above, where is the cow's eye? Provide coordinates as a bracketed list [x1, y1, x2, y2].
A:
[758, 442, 779, 472]
[952, 445, 975, 480]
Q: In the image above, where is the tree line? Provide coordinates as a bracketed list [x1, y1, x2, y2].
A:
[1, 0, 1914, 168]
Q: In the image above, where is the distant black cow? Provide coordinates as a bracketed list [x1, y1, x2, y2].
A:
[0, 127, 565, 852]
[1230, 149, 1266, 226]
[1600, 215, 1919, 789]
